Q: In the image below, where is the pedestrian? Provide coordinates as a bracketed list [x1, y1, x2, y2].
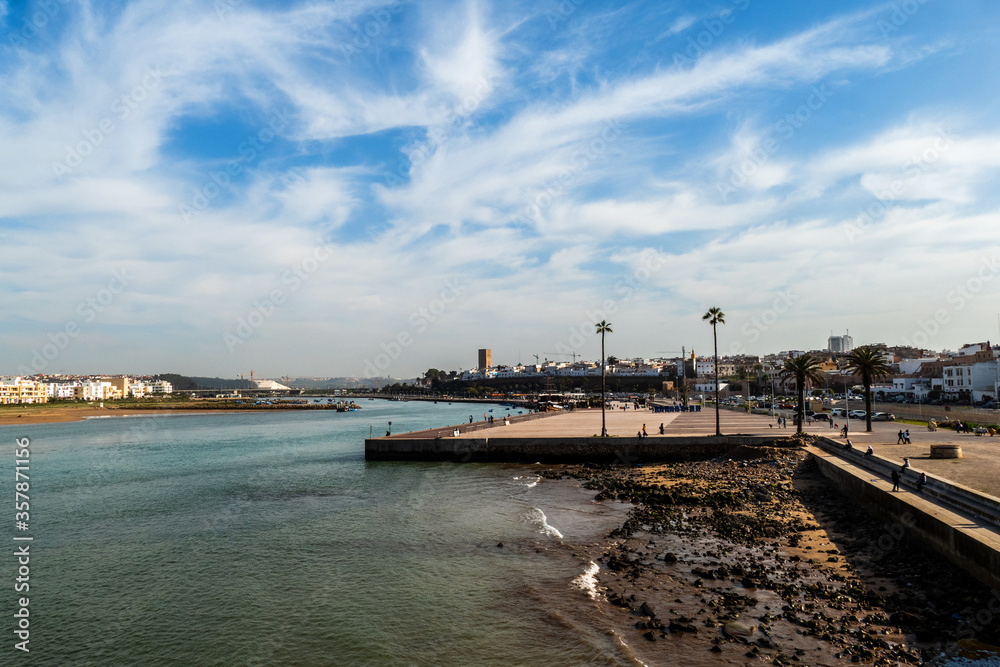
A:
[637, 430, 642, 438]
[642, 424, 648, 438]
[916, 472, 927, 494]
[865, 445, 874, 459]
[891, 469, 901, 492]
[903, 429, 911, 444]
[841, 424, 849, 437]
[897, 429, 904, 444]
[901, 458, 910, 474]
[470, 415, 474, 423]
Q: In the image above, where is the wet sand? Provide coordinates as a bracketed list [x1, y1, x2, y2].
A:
[544, 442, 1000, 666]
[0, 401, 352, 426]
[0, 405, 189, 425]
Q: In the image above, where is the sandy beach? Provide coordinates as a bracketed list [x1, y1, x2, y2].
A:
[0, 404, 187, 425]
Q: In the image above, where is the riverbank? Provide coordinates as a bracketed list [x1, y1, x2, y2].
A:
[545, 439, 1000, 665]
[0, 400, 359, 425]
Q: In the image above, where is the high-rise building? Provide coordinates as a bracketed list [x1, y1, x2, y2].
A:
[478, 348, 492, 370]
[828, 332, 853, 353]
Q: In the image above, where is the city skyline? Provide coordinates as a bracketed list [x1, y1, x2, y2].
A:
[3, 1, 1000, 378]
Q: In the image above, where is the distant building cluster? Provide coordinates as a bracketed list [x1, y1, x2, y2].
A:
[0, 376, 173, 405]
[459, 340, 1000, 404]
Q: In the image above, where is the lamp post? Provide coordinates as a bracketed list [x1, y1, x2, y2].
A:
[844, 380, 850, 436]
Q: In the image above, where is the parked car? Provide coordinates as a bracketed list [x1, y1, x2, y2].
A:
[830, 408, 846, 417]
[871, 412, 896, 421]
[848, 410, 867, 419]
[813, 413, 831, 421]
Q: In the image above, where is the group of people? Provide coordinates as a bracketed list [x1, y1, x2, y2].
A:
[839, 435, 928, 495]
[890, 458, 927, 494]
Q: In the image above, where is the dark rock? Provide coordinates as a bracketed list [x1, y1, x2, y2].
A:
[669, 620, 699, 633]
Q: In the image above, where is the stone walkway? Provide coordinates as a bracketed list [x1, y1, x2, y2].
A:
[455, 407, 1000, 497]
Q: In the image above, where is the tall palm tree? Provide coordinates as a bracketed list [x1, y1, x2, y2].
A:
[595, 320, 613, 437]
[702, 307, 725, 436]
[779, 354, 824, 434]
[844, 346, 893, 432]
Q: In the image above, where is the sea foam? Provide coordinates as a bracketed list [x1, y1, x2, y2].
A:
[527, 507, 563, 539]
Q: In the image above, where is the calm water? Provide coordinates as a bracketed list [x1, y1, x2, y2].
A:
[1, 401, 635, 666]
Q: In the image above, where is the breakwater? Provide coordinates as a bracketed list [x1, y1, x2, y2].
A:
[364, 434, 781, 463]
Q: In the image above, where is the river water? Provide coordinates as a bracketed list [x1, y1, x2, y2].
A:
[1, 400, 639, 666]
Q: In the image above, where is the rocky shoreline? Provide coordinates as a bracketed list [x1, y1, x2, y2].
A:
[542, 437, 1000, 666]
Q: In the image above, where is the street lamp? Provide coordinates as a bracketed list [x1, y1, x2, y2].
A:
[844, 380, 850, 436]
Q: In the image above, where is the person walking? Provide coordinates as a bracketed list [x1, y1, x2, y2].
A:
[642, 424, 648, 439]
[903, 429, 911, 444]
[897, 429, 904, 444]
[891, 469, 901, 492]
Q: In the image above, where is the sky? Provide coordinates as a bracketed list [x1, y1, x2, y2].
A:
[2, 0, 1000, 380]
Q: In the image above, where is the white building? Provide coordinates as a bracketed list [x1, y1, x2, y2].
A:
[828, 333, 853, 353]
[943, 360, 999, 401]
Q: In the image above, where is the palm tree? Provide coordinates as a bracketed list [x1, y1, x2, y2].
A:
[595, 320, 613, 437]
[779, 354, 824, 434]
[844, 346, 893, 432]
[702, 307, 725, 436]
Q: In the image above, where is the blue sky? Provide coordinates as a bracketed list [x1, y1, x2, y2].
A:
[2, 0, 1000, 379]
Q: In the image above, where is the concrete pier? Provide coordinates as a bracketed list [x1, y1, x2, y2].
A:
[367, 407, 1000, 591]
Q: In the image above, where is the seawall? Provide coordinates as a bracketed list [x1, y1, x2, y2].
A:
[364, 434, 781, 463]
[806, 438, 1000, 592]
